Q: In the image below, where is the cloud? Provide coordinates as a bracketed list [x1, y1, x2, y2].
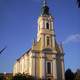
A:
[62, 34, 80, 44]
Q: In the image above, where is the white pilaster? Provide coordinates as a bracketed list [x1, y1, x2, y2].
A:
[17, 61, 20, 73]
[22, 57, 24, 73]
[53, 55, 57, 80]
[40, 53, 45, 79]
[24, 55, 28, 73]
[32, 53, 36, 76]
[61, 59, 65, 80]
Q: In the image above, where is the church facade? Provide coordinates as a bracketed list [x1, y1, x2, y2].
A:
[13, 1, 65, 80]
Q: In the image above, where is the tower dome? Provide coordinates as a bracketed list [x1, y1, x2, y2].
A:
[41, 0, 50, 15]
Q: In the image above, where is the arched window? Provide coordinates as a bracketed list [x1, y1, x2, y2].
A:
[46, 23, 49, 29]
[47, 36, 49, 46]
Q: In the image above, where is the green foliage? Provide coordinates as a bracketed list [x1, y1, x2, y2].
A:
[65, 69, 80, 80]
[65, 69, 74, 80]
[74, 69, 80, 80]
[12, 73, 45, 80]
[0, 73, 44, 80]
[12, 73, 35, 80]
[1, 69, 80, 80]
[12, 73, 27, 80]
[0, 75, 4, 80]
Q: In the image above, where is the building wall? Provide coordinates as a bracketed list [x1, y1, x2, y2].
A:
[13, 4, 65, 80]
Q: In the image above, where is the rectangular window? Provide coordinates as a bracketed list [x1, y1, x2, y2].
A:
[47, 62, 51, 74]
[47, 36, 49, 46]
[46, 23, 49, 29]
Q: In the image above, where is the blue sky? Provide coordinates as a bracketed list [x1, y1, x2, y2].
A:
[0, 0, 80, 73]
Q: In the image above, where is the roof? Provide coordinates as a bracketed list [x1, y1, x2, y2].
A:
[16, 48, 31, 61]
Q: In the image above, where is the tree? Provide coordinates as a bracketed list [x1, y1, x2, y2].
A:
[74, 69, 80, 80]
[12, 73, 35, 80]
[12, 73, 26, 80]
[77, 0, 80, 8]
[65, 69, 74, 80]
[0, 74, 4, 80]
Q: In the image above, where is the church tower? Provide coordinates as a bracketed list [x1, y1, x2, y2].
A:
[37, 0, 56, 51]
[36, 0, 65, 80]
[13, 0, 65, 80]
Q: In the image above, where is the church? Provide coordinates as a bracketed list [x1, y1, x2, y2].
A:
[13, 0, 65, 80]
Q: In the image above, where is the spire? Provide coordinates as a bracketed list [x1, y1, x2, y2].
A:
[43, 0, 47, 6]
[41, 0, 49, 15]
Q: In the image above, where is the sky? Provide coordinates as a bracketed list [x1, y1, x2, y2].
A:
[0, 0, 80, 73]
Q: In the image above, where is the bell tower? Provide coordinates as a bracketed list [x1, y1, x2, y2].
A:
[37, 0, 56, 50]
[36, 0, 65, 80]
